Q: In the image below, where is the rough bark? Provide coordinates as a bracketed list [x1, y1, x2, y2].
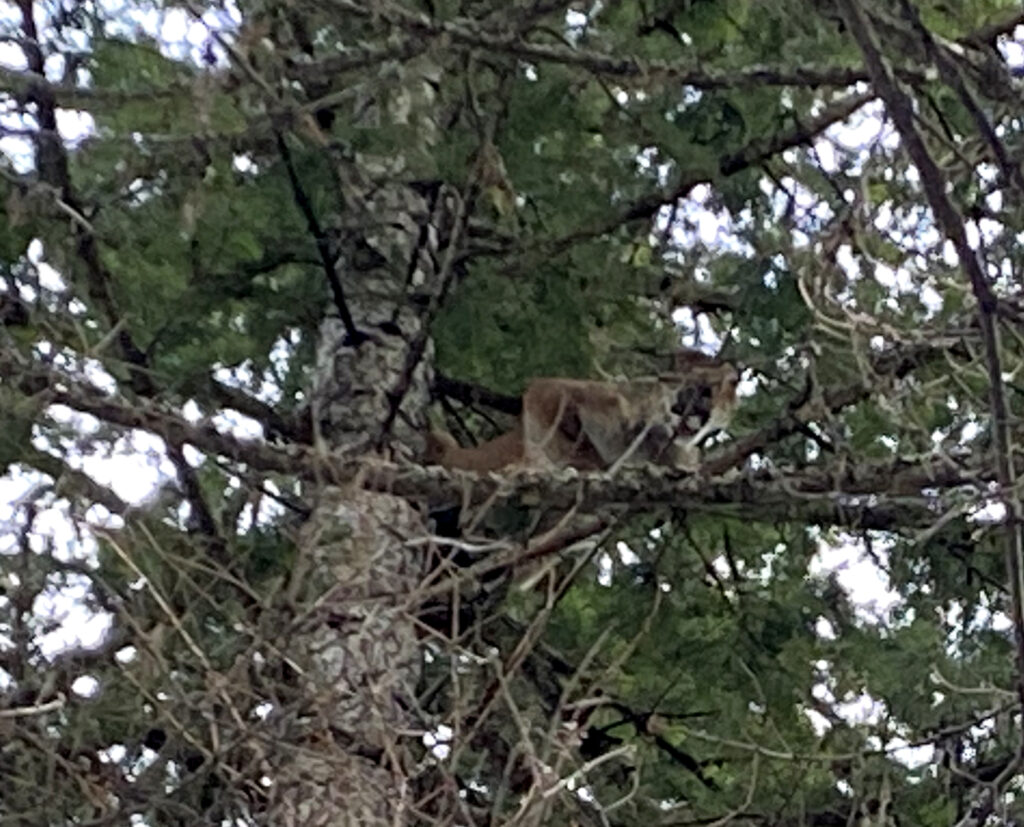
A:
[261, 56, 444, 826]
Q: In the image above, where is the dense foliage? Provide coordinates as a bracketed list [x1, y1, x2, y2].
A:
[3, 0, 1024, 824]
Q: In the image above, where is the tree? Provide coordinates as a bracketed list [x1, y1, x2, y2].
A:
[3, 0, 1024, 823]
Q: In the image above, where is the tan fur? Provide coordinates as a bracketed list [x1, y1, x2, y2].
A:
[424, 427, 525, 472]
[521, 378, 625, 469]
[522, 377, 664, 469]
[522, 358, 738, 470]
[425, 352, 739, 473]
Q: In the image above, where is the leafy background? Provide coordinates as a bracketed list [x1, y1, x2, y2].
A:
[2, 0, 1024, 824]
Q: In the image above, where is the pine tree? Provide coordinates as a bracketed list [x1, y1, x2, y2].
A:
[3, 1, 1024, 825]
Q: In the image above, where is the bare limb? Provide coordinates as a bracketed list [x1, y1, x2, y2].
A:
[275, 131, 365, 345]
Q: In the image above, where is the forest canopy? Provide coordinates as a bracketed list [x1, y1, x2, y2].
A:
[2, 0, 1024, 825]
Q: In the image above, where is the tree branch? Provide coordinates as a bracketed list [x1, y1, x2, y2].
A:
[0, 342, 985, 536]
[331, 0, 922, 91]
[543, 90, 873, 259]
[837, 0, 1024, 763]
[207, 377, 307, 443]
[275, 131, 365, 345]
[21, 446, 128, 515]
[433, 373, 522, 416]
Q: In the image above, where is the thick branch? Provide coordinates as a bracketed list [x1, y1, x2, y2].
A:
[4, 329, 989, 534]
[275, 132, 364, 344]
[0, 356, 968, 534]
[433, 373, 522, 416]
[962, 9, 1024, 47]
[12, 0, 221, 553]
[332, 0, 921, 90]
[541, 91, 873, 259]
[707, 338, 970, 476]
[837, 0, 1024, 737]
[21, 446, 128, 515]
[207, 377, 307, 443]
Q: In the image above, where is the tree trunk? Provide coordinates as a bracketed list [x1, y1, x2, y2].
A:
[262, 57, 444, 826]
